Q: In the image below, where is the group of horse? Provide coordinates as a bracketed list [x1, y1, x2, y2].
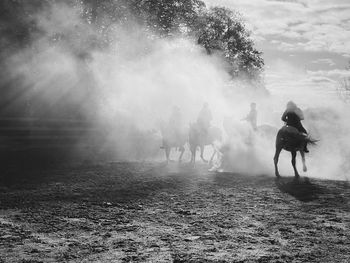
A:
[160, 120, 316, 179]
[160, 122, 222, 165]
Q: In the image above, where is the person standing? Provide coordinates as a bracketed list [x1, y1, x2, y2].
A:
[243, 102, 258, 131]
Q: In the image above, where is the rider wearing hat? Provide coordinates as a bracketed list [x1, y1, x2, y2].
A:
[282, 101, 309, 152]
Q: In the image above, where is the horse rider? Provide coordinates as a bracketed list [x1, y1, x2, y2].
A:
[161, 106, 182, 149]
[197, 102, 212, 137]
[168, 106, 182, 138]
[281, 101, 309, 152]
[243, 102, 258, 131]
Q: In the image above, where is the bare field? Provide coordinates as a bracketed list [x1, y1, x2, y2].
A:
[0, 162, 349, 262]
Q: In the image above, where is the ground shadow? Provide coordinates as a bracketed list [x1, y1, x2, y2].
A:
[0, 162, 195, 209]
[275, 177, 325, 202]
[212, 172, 246, 186]
[212, 172, 272, 188]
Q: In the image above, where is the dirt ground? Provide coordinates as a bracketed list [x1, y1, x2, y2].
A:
[0, 162, 349, 262]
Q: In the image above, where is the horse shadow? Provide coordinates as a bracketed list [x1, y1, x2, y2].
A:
[275, 177, 325, 202]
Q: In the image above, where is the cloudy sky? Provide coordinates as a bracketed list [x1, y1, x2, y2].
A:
[205, 0, 350, 106]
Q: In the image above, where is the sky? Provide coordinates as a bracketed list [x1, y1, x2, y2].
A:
[205, 0, 350, 107]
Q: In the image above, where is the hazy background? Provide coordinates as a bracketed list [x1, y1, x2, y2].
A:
[0, 0, 349, 180]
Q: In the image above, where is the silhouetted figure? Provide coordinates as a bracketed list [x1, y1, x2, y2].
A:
[274, 126, 316, 178]
[160, 106, 186, 163]
[197, 102, 212, 137]
[168, 106, 182, 139]
[281, 101, 308, 152]
[243, 102, 258, 131]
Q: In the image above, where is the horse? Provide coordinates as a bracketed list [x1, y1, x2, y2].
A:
[160, 122, 187, 164]
[274, 126, 317, 178]
[256, 124, 279, 140]
[189, 123, 222, 165]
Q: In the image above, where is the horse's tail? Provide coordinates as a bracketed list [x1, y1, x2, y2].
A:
[305, 135, 318, 146]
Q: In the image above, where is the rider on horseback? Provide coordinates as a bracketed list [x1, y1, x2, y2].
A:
[197, 102, 212, 138]
[169, 106, 182, 139]
[161, 106, 183, 149]
[282, 101, 309, 152]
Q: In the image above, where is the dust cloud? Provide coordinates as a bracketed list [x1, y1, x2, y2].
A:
[2, 1, 349, 181]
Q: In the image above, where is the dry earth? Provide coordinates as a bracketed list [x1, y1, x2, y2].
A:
[0, 162, 349, 262]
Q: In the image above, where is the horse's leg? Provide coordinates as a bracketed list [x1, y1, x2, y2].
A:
[291, 151, 300, 178]
[209, 145, 216, 165]
[273, 146, 282, 178]
[200, 145, 208, 163]
[165, 147, 171, 164]
[178, 146, 185, 163]
[192, 146, 197, 166]
[189, 145, 195, 164]
[300, 150, 307, 172]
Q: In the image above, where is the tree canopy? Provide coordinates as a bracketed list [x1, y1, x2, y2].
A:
[1, 0, 264, 80]
[0, 0, 265, 118]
